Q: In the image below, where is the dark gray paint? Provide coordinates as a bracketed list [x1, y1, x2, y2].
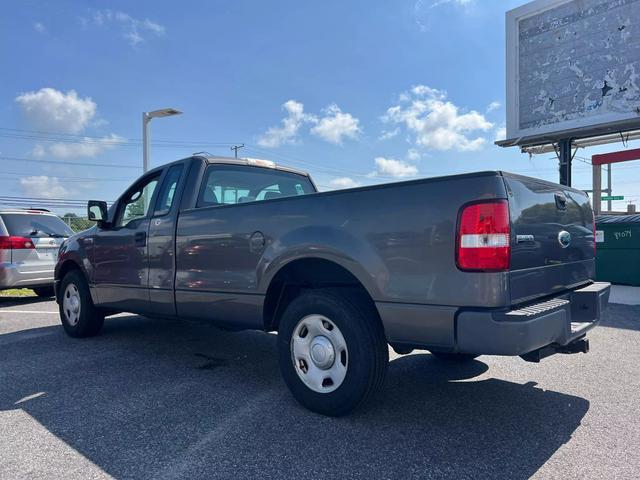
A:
[504, 173, 596, 304]
[55, 155, 606, 354]
[456, 282, 610, 355]
[175, 169, 511, 307]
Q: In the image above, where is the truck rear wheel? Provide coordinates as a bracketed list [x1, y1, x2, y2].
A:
[59, 270, 104, 338]
[277, 288, 388, 416]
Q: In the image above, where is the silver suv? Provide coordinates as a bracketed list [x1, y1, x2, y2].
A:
[0, 209, 73, 297]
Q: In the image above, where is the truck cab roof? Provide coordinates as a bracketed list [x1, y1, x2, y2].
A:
[194, 154, 311, 179]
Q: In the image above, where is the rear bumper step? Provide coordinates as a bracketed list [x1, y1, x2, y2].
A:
[520, 338, 589, 363]
[455, 282, 610, 357]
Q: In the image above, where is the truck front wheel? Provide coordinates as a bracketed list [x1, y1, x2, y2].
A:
[59, 270, 104, 338]
[277, 288, 388, 416]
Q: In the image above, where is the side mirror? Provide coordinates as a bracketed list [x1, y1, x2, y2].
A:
[88, 200, 109, 226]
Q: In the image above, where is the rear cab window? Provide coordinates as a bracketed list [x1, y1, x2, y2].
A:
[197, 164, 315, 208]
[0, 213, 73, 238]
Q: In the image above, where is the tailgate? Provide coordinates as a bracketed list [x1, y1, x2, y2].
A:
[504, 173, 596, 305]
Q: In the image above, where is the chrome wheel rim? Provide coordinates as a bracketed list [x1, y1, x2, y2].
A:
[291, 314, 348, 393]
[63, 283, 81, 326]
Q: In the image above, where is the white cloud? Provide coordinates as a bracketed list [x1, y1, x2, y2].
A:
[47, 134, 124, 158]
[374, 157, 419, 178]
[383, 85, 493, 152]
[83, 9, 165, 46]
[495, 127, 507, 142]
[15, 88, 97, 134]
[429, 0, 474, 8]
[310, 104, 361, 145]
[260, 101, 361, 147]
[415, 0, 475, 31]
[407, 148, 421, 161]
[33, 22, 46, 33]
[329, 177, 360, 189]
[379, 128, 400, 141]
[258, 100, 316, 148]
[20, 176, 70, 199]
[410, 85, 446, 99]
[31, 144, 46, 158]
[486, 101, 501, 113]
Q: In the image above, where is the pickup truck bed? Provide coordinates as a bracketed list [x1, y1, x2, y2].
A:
[55, 155, 610, 416]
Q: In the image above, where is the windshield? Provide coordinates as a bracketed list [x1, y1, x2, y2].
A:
[0, 213, 74, 238]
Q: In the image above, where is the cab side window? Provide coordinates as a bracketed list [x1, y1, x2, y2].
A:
[116, 174, 160, 227]
[197, 165, 315, 207]
[154, 165, 184, 216]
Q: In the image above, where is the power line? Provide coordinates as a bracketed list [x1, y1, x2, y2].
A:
[2, 126, 638, 185]
[0, 155, 141, 169]
[0, 171, 132, 182]
[0, 127, 240, 148]
[0, 195, 113, 204]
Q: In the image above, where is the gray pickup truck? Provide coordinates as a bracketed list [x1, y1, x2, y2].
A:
[55, 154, 610, 415]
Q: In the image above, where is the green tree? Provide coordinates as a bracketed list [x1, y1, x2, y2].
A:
[62, 213, 93, 233]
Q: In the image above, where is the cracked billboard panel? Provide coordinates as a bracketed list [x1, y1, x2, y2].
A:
[506, 0, 640, 142]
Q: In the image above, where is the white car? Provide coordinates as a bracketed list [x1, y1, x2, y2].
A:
[0, 209, 73, 297]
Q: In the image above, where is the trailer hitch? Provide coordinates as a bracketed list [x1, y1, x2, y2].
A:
[520, 338, 590, 363]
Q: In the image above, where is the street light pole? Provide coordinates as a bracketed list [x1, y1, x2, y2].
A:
[143, 112, 150, 173]
[142, 108, 183, 173]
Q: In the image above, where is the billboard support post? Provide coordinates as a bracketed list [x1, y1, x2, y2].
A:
[558, 139, 572, 186]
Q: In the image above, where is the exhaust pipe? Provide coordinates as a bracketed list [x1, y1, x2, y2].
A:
[520, 338, 589, 363]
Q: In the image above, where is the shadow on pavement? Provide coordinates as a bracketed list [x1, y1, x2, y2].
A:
[599, 303, 640, 332]
[0, 295, 53, 308]
[0, 315, 589, 479]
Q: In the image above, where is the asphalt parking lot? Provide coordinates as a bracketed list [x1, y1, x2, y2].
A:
[1, 296, 639, 480]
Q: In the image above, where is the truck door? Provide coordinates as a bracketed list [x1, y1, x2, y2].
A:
[93, 171, 162, 312]
[175, 163, 315, 329]
[147, 163, 187, 316]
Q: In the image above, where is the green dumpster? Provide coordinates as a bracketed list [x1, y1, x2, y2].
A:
[596, 215, 640, 286]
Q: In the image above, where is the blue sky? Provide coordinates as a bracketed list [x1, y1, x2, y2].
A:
[1, 0, 638, 213]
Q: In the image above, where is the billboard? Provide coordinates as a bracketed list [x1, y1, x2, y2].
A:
[505, 0, 640, 145]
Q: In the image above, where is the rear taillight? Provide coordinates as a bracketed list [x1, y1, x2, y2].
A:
[456, 200, 510, 272]
[0, 236, 35, 250]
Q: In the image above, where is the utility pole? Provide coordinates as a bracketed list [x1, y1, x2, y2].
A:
[231, 144, 245, 159]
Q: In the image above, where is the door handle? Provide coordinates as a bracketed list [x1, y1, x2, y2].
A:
[134, 232, 147, 246]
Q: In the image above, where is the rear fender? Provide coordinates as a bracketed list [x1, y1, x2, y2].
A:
[257, 225, 386, 300]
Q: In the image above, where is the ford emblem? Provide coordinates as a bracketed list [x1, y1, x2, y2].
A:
[558, 230, 571, 248]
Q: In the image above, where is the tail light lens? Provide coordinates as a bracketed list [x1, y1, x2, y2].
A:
[0, 236, 35, 250]
[457, 200, 510, 271]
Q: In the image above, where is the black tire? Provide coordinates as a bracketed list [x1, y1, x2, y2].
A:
[33, 286, 55, 298]
[277, 288, 388, 416]
[58, 270, 104, 338]
[430, 352, 479, 362]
